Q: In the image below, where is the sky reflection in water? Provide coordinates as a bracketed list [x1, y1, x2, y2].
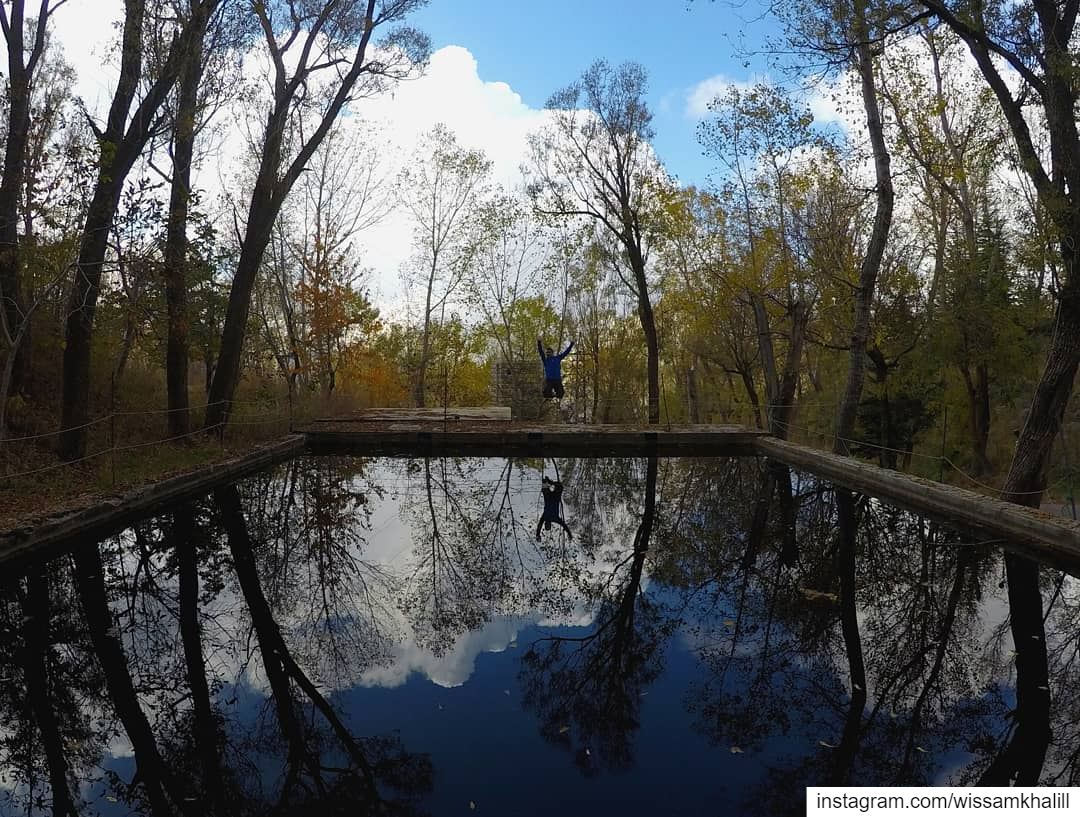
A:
[0, 455, 1075, 816]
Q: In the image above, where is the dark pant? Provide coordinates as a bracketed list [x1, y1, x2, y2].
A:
[543, 378, 565, 399]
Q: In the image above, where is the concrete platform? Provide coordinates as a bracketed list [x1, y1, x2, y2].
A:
[334, 407, 513, 422]
[5, 407, 1080, 572]
[301, 418, 766, 456]
[757, 437, 1080, 569]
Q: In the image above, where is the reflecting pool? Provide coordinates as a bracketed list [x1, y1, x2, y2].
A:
[0, 455, 1075, 816]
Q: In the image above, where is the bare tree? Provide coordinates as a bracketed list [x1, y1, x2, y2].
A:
[0, 0, 68, 397]
[57, 0, 224, 460]
[204, 0, 429, 431]
[400, 123, 492, 407]
[529, 60, 664, 423]
[162, 0, 232, 438]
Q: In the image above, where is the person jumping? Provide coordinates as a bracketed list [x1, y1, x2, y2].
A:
[538, 337, 573, 399]
[536, 475, 572, 540]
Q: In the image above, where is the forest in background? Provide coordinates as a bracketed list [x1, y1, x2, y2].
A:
[0, 0, 1078, 513]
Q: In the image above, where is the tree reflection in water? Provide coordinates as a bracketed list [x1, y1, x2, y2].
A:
[0, 456, 432, 816]
[0, 454, 1078, 815]
[519, 456, 670, 774]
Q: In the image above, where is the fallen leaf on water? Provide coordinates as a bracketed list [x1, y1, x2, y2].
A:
[1037, 685, 1050, 691]
[852, 684, 863, 692]
[730, 746, 744, 754]
[915, 746, 928, 754]
[723, 619, 736, 628]
[819, 740, 838, 749]
[559, 725, 570, 734]
[585, 748, 591, 756]
[105, 797, 118, 803]
[469, 801, 476, 810]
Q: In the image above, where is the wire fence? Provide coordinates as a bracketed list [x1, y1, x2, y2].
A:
[5, 371, 1079, 523]
[0, 397, 293, 487]
[488, 378, 1080, 518]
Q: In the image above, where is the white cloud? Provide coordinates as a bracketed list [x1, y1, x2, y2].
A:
[805, 79, 849, 128]
[685, 71, 851, 132]
[359, 615, 528, 689]
[26, 10, 558, 312]
[685, 73, 757, 119]
[347, 46, 552, 308]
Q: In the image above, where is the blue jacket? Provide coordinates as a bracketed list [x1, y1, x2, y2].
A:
[538, 340, 573, 380]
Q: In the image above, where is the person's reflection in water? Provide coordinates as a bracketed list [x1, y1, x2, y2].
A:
[536, 475, 572, 540]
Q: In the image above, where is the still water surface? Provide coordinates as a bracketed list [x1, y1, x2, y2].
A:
[0, 455, 1076, 816]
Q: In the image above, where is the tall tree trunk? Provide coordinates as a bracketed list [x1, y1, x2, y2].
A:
[1002, 275, 1080, 507]
[74, 544, 194, 815]
[204, 190, 278, 432]
[59, 181, 130, 459]
[0, 0, 41, 396]
[59, 0, 217, 460]
[830, 489, 867, 784]
[164, 14, 208, 439]
[977, 555, 1051, 784]
[738, 367, 764, 430]
[205, 0, 389, 432]
[961, 362, 992, 475]
[174, 506, 225, 813]
[751, 293, 779, 420]
[415, 268, 435, 408]
[629, 248, 659, 424]
[833, 0, 894, 455]
[21, 567, 78, 817]
[772, 300, 808, 439]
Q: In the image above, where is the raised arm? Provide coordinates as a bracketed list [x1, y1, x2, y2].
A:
[537, 338, 546, 360]
[559, 340, 574, 359]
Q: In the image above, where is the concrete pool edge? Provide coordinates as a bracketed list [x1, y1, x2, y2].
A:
[2, 427, 1078, 570]
[756, 437, 1080, 564]
[0, 435, 306, 563]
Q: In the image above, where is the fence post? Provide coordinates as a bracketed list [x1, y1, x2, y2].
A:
[938, 404, 948, 482]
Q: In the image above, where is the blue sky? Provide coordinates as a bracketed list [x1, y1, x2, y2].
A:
[408, 0, 779, 186]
